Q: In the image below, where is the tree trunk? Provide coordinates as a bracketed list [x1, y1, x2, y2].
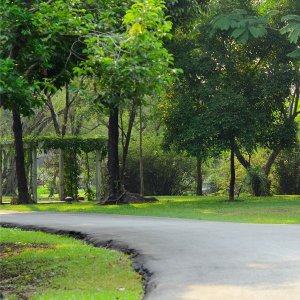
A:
[235, 144, 279, 196]
[47, 94, 61, 135]
[61, 83, 70, 137]
[107, 106, 121, 198]
[264, 147, 281, 178]
[12, 109, 31, 204]
[196, 157, 203, 196]
[229, 141, 235, 202]
[251, 176, 262, 197]
[139, 106, 144, 197]
[121, 101, 137, 183]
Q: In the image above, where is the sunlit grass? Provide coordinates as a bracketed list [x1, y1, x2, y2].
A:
[1, 195, 299, 224]
[0, 227, 143, 300]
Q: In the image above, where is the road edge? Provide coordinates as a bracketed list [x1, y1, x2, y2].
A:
[0, 222, 154, 299]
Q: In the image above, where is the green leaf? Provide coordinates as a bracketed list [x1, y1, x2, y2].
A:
[288, 27, 300, 44]
[231, 28, 246, 39]
[213, 17, 231, 31]
[249, 26, 267, 38]
[237, 31, 250, 44]
[287, 48, 300, 58]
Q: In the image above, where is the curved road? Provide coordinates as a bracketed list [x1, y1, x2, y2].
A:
[1, 211, 300, 300]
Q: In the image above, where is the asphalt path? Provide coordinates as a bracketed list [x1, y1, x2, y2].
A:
[0, 211, 300, 300]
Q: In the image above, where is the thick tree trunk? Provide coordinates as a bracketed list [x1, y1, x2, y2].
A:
[121, 101, 137, 182]
[229, 141, 235, 202]
[107, 106, 121, 198]
[196, 157, 203, 196]
[251, 177, 262, 197]
[12, 109, 31, 204]
[139, 106, 144, 197]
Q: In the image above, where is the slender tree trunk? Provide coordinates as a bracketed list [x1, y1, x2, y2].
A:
[12, 109, 31, 204]
[229, 141, 235, 202]
[61, 83, 70, 137]
[139, 106, 144, 197]
[264, 147, 281, 178]
[107, 106, 121, 198]
[196, 157, 203, 196]
[234, 145, 250, 169]
[47, 94, 61, 136]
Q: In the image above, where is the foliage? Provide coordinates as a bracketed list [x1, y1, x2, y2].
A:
[210, 1, 300, 57]
[0, 0, 94, 115]
[82, 153, 95, 201]
[124, 135, 195, 195]
[0, 136, 106, 200]
[210, 9, 269, 43]
[62, 149, 80, 199]
[77, 0, 176, 109]
[245, 166, 269, 196]
[0, 136, 107, 155]
[274, 143, 300, 194]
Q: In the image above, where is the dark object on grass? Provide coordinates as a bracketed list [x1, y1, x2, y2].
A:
[78, 196, 85, 201]
[101, 191, 158, 205]
[64, 196, 74, 203]
[10, 198, 20, 205]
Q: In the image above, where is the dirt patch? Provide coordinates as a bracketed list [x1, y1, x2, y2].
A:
[0, 242, 58, 300]
[0, 242, 52, 258]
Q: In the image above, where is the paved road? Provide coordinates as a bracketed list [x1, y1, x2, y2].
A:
[1, 211, 300, 300]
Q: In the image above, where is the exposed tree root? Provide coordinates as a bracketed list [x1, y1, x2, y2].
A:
[101, 191, 158, 205]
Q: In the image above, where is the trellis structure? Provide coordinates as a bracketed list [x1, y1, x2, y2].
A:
[0, 136, 107, 203]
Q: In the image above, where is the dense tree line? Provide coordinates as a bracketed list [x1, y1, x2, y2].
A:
[0, 0, 299, 204]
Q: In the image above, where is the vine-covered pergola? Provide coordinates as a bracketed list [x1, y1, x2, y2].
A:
[0, 136, 107, 203]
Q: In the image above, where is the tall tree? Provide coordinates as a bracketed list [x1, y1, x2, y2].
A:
[0, 0, 97, 203]
[164, 0, 296, 199]
[211, 0, 300, 194]
[79, 0, 175, 203]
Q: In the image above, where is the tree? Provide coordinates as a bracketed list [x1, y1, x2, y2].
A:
[164, 0, 296, 200]
[79, 0, 175, 203]
[0, 0, 96, 203]
[210, 0, 300, 195]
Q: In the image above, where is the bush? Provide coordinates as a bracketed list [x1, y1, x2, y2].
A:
[274, 143, 300, 195]
[123, 136, 195, 195]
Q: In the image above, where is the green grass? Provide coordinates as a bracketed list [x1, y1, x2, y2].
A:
[0, 228, 143, 300]
[1, 195, 300, 224]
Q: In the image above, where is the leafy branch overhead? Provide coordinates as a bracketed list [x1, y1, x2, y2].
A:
[211, 9, 300, 57]
[280, 15, 300, 57]
[210, 9, 268, 43]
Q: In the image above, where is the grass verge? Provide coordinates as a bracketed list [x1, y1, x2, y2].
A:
[0, 227, 143, 300]
[1, 195, 300, 224]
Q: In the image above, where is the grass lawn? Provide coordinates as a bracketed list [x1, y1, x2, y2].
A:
[0, 227, 143, 300]
[1, 195, 300, 224]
